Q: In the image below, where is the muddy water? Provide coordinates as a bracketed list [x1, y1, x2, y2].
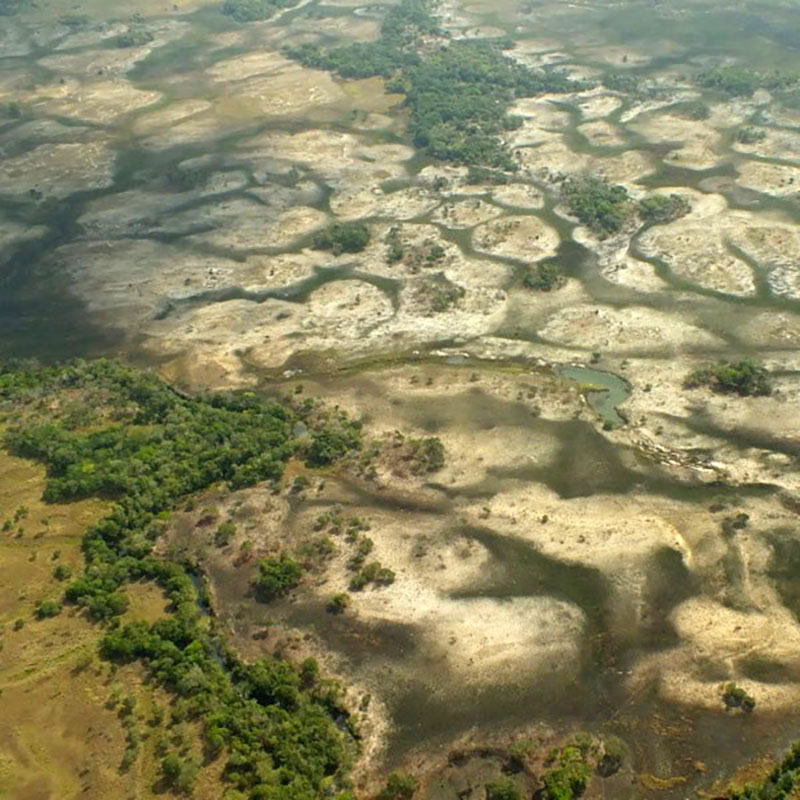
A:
[4, 0, 800, 794]
[557, 365, 630, 426]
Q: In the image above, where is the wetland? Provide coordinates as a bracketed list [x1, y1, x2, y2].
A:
[3, 0, 800, 796]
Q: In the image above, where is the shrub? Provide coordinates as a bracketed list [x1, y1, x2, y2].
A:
[562, 177, 629, 237]
[638, 194, 691, 224]
[306, 421, 362, 466]
[542, 745, 590, 800]
[670, 100, 710, 120]
[326, 593, 351, 614]
[35, 599, 62, 619]
[312, 222, 371, 255]
[736, 126, 767, 145]
[222, 0, 276, 21]
[406, 436, 445, 473]
[685, 360, 771, 396]
[602, 72, 639, 93]
[598, 737, 625, 777]
[161, 753, 199, 794]
[53, 563, 72, 581]
[486, 776, 522, 800]
[253, 554, 303, 601]
[214, 520, 236, 547]
[723, 682, 756, 713]
[116, 25, 154, 47]
[523, 261, 565, 291]
[378, 772, 418, 799]
[697, 67, 797, 97]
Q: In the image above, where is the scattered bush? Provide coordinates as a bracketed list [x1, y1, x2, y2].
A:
[416, 272, 465, 313]
[53, 563, 72, 581]
[386, 227, 405, 264]
[349, 561, 395, 591]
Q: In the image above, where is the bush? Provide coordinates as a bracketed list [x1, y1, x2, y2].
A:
[597, 737, 625, 777]
[53, 563, 72, 581]
[523, 261, 565, 291]
[638, 193, 691, 224]
[562, 177, 629, 237]
[723, 682, 756, 713]
[306, 420, 362, 466]
[542, 746, 590, 800]
[685, 360, 771, 396]
[161, 753, 199, 794]
[697, 67, 797, 97]
[253, 554, 303, 601]
[214, 520, 236, 547]
[116, 25, 154, 47]
[312, 222, 371, 255]
[35, 599, 62, 619]
[378, 772, 418, 799]
[326, 593, 351, 614]
[670, 100, 710, 120]
[222, 0, 277, 21]
[736, 126, 767, 145]
[486, 777, 522, 800]
[406, 437, 445, 473]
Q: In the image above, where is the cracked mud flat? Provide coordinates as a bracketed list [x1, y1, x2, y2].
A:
[5, 0, 800, 794]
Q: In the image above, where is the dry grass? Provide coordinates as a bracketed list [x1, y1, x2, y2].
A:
[0, 447, 222, 799]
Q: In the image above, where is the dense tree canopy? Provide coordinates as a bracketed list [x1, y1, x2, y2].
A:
[286, 0, 586, 168]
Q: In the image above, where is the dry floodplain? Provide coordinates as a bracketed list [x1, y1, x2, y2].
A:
[3, 0, 800, 796]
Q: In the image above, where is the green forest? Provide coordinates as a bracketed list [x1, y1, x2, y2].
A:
[0, 359, 364, 799]
[286, 0, 584, 169]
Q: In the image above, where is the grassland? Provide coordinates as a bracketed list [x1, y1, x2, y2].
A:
[0, 446, 219, 800]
